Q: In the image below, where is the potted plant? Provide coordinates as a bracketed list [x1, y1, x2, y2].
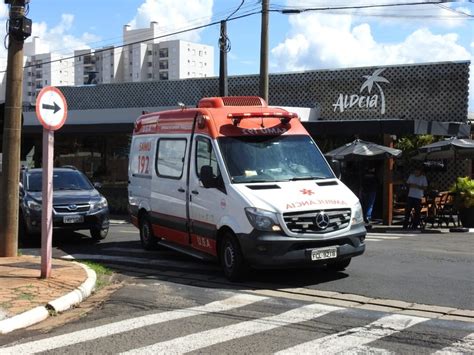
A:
[450, 176, 474, 228]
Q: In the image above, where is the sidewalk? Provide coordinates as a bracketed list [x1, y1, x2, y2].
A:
[0, 255, 96, 334]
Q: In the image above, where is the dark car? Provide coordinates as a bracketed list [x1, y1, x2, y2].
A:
[19, 166, 109, 240]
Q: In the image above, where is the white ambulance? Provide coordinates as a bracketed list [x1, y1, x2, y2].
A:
[128, 96, 366, 280]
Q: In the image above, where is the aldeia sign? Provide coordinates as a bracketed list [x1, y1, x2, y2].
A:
[332, 68, 389, 115]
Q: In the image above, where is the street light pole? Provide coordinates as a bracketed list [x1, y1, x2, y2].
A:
[259, 0, 269, 102]
[0, 0, 31, 257]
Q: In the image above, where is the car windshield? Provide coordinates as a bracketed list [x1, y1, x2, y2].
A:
[26, 171, 94, 192]
[218, 135, 334, 183]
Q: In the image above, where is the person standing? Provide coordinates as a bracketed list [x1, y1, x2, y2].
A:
[403, 167, 428, 230]
[361, 166, 378, 226]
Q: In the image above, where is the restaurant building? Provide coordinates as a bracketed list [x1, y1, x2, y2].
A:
[18, 60, 471, 217]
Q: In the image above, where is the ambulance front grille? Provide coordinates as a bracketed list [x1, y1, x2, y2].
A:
[283, 208, 351, 234]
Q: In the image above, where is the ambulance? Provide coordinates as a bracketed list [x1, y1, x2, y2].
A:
[128, 96, 366, 280]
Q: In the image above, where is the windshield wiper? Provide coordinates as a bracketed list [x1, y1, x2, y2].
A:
[289, 176, 327, 181]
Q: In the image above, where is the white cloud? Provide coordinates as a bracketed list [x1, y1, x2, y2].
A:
[128, 0, 213, 42]
[271, 9, 473, 108]
[31, 14, 100, 55]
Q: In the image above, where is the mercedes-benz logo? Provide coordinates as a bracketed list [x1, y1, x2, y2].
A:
[68, 204, 78, 211]
[315, 212, 330, 230]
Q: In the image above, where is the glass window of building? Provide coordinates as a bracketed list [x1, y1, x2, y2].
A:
[159, 60, 168, 70]
[159, 48, 169, 58]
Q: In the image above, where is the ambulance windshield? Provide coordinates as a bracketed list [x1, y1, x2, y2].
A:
[218, 135, 334, 183]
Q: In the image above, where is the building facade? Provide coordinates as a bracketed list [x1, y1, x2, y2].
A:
[75, 22, 214, 85]
[22, 53, 74, 105]
[18, 61, 472, 213]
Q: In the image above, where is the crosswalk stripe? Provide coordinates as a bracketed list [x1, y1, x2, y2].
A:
[121, 302, 341, 354]
[275, 313, 427, 354]
[60, 253, 216, 270]
[0, 294, 266, 355]
[433, 333, 474, 354]
[366, 239, 383, 242]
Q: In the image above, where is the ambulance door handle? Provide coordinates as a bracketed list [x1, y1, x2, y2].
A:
[178, 188, 185, 193]
[191, 190, 199, 195]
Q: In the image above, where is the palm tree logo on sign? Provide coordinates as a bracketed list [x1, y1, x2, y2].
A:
[332, 68, 390, 115]
[360, 68, 390, 114]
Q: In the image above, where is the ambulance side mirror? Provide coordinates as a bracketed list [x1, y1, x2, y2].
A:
[329, 159, 341, 179]
[200, 165, 217, 188]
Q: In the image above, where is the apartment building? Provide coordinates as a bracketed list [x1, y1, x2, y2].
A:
[23, 52, 74, 105]
[75, 22, 214, 84]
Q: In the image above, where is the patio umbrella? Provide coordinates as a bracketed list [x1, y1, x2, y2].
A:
[415, 137, 474, 160]
[325, 139, 402, 161]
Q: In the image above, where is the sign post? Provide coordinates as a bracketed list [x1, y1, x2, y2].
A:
[35, 86, 67, 278]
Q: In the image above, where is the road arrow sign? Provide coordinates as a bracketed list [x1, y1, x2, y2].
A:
[36, 86, 68, 131]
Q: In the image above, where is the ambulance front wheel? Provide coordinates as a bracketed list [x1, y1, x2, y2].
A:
[220, 232, 248, 281]
[139, 214, 158, 250]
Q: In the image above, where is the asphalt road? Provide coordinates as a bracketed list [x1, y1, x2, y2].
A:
[19, 222, 474, 310]
[2, 223, 473, 353]
[1, 276, 473, 354]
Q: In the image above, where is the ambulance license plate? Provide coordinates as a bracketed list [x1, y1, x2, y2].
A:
[63, 215, 84, 224]
[311, 247, 337, 261]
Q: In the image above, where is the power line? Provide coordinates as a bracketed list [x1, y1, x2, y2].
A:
[2, 0, 471, 75]
[0, 9, 262, 74]
[16, 1, 261, 61]
[271, 0, 470, 13]
[436, 3, 474, 17]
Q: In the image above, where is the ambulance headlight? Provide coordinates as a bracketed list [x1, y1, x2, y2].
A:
[245, 208, 281, 232]
[352, 202, 364, 225]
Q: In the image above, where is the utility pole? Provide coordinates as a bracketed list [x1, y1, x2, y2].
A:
[0, 0, 31, 257]
[218, 20, 228, 97]
[259, 0, 269, 102]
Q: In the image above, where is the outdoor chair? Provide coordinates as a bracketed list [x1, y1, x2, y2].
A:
[436, 192, 460, 228]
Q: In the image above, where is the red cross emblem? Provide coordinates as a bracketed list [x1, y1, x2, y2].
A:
[300, 189, 314, 196]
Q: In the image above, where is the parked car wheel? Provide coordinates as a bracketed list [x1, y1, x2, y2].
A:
[219, 232, 248, 281]
[139, 215, 158, 250]
[326, 258, 351, 272]
[90, 227, 108, 240]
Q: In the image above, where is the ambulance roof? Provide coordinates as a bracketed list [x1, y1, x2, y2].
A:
[133, 96, 308, 137]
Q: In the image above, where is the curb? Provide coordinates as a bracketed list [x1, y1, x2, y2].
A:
[0, 261, 96, 335]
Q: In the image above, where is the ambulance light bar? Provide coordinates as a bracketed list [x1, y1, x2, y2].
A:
[227, 112, 298, 126]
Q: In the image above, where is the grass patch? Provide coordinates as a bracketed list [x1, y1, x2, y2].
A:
[0, 301, 13, 309]
[80, 261, 113, 290]
[18, 292, 35, 301]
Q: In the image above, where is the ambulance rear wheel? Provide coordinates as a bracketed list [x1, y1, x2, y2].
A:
[220, 232, 248, 281]
[140, 215, 158, 250]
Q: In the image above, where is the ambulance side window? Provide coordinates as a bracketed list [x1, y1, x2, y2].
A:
[195, 137, 220, 178]
[156, 138, 187, 179]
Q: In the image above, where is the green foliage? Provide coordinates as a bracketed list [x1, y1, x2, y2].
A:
[395, 135, 437, 157]
[450, 176, 474, 209]
[81, 261, 113, 290]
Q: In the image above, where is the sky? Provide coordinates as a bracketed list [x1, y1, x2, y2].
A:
[0, 0, 472, 108]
